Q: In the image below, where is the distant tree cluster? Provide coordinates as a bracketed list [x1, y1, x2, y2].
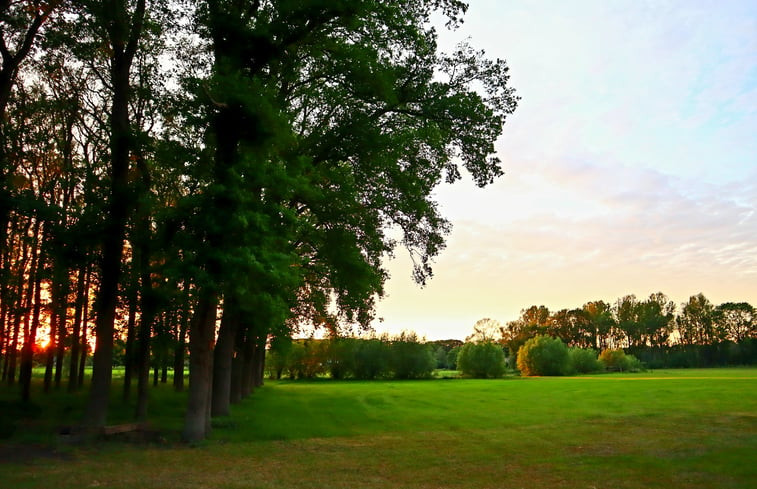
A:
[0, 1, 518, 440]
[488, 293, 755, 369]
[266, 333, 437, 380]
[514, 337, 641, 377]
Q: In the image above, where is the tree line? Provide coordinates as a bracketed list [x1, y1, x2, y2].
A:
[0, 1, 518, 440]
[476, 292, 755, 368]
[266, 333, 442, 381]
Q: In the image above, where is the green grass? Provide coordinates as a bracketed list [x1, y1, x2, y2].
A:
[1, 368, 756, 488]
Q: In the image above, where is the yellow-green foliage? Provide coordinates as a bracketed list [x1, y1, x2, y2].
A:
[598, 349, 627, 371]
[517, 335, 569, 376]
[598, 348, 644, 372]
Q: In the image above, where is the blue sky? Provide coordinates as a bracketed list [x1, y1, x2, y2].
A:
[372, 0, 757, 340]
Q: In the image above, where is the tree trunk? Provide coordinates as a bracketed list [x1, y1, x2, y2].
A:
[5, 308, 20, 384]
[173, 281, 191, 391]
[54, 274, 69, 389]
[122, 271, 138, 400]
[0, 236, 9, 376]
[77, 267, 91, 388]
[19, 219, 42, 401]
[182, 289, 218, 442]
[135, 216, 155, 421]
[6, 218, 32, 385]
[253, 334, 266, 388]
[241, 328, 257, 398]
[68, 264, 87, 392]
[229, 324, 245, 404]
[211, 301, 239, 416]
[83, 0, 147, 430]
[44, 257, 67, 392]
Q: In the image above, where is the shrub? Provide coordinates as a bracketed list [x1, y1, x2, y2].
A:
[390, 333, 435, 379]
[569, 347, 600, 374]
[353, 339, 390, 380]
[598, 348, 628, 371]
[447, 346, 461, 370]
[624, 354, 644, 372]
[457, 341, 506, 378]
[434, 346, 450, 369]
[266, 338, 293, 379]
[326, 338, 356, 380]
[517, 335, 569, 376]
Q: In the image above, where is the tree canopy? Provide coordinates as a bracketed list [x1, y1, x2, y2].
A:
[0, 0, 518, 441]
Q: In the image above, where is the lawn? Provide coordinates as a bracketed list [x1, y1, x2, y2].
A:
[1, 368, 756, 488]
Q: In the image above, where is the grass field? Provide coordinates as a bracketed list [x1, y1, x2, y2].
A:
[1, 368, 756, 488]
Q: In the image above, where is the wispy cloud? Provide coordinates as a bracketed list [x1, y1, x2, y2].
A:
[374, 1, 757, 340]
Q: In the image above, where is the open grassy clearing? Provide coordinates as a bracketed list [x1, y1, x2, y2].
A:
[1, 368, 756, 489]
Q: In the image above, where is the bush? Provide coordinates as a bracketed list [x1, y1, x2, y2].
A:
[389, 333, 435, 379]
[517, 335, 569, 376]
[447, 346, 461, 370]
[598, 348, 645, 372]
[569, 347, 600, 374]
[598, 348, 627, 371]
[625, 354, 644, 372]
[433, 346, 450, 369]
[326, 338, 356, 380]
[457, 341, 506, 378]
[353, 339, 390, 380]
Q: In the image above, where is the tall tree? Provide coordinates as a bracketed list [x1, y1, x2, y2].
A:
[175, 0, 517, 441]
[81, 0, 148, 429]
[637, 292, 675, 348]
[465, 318, 503, 343]
[677, 293, 715, 346]
[582, 300, 615, 350]
[713, 302, 755, 343]
[0, 1, 60, 246]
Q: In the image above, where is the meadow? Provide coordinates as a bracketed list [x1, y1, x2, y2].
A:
[1, 368, 756, 489]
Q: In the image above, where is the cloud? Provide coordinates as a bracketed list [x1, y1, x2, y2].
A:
[372, 1, 757, 340]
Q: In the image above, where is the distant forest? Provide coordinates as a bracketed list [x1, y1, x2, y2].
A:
[491, 292, 755, 368]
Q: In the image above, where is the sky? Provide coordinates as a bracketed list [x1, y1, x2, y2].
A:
[371, 0, 757, 341]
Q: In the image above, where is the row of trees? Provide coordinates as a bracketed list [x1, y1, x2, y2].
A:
[0, 1, 518, 440]
[262, 334, 644, 381]
[267, 333, 439, 381]
[466, 293, 754, 358]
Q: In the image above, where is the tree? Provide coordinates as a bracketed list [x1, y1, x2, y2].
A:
[465, 318, 503, 343]
[516, 335, 569, 376]
[389, 332, 435, 379]
[637, 292, 675, 348]
[568, 347, 600, 374]
[0, 0, 518, 441]
[502, 305, 550, 356]
[582, 300, 615, 350]
[677, 293, 716, 345]
[457, 341, 505, 378]
[176, 0, 517, 441]
[713, 302, 755, 343]
[614, 294, 640, 348]
[549, 308, 593, 348]
[0, 0, 61, 249]
[76, 0, 150, 429]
